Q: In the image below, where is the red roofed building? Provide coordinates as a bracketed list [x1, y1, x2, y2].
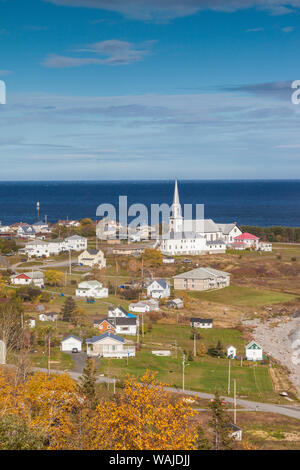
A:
[234, 232, 259, 250]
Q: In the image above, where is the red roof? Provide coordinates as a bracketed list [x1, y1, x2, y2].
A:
[234, 232, 259, 240]
[16, 274, 31, 280]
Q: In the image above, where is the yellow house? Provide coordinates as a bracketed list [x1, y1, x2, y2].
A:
[78, 249, 106, 269]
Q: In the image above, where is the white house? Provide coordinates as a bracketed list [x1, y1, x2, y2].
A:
[65, 235, 87, 251]
[76, 280, 108, 298]
[86, 333, 136, 358]
[259, 241, 273, 252]
[61, 335, 82, 352]
[108, 305, 130, 318]
[227, 345, 237, 359]
[129, 299, 159, 313]
[39, 312, 58, 322]
[10, 271, 44, 288]
[245, 340, 263, 361]
[190, 318, 213, 329]
[147, 279, 170, 299]
[58, 220, 80, 227]
[78, 249, 106, 269]
[111, 317, 137, 336]
[234, 233, 260, 250]
[17, 225, 36, 239]
[27, 317, 36, 328]
[23, 239, 65, 258]
[32, 221, 51, 233]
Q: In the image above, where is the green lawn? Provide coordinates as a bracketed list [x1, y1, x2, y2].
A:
[30, 346, 74, 371]
[187, 285, 295, 307]
[99, 323, 275, 401]
[101, 349, 274, 401]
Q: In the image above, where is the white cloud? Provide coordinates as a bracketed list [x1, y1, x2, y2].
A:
[43, 0, 300, 21]
[43, 39, 156, 67]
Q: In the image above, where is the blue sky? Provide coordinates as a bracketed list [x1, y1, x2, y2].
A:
[1, 0, 300, 179]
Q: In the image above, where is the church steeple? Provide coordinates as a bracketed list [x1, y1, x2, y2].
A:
[170, 179, 183, 233]
[173, 179, 180, 206]
[171, 179, 182, 218]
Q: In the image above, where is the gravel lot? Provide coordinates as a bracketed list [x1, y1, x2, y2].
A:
[244, 317, 300, 396]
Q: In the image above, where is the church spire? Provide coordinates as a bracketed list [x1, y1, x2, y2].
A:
[171, 179, 182, 221]
[173, 179, 180, 206]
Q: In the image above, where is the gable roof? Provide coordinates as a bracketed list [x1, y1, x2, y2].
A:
[190, 318, 213, 323]
[108, 305, 129, 316]
[174, 267, 230, 280]
[93, 318, 115, 327]
[246, 340, 262, 350]
[61, 335, 82, 343]
[66, 235, 85, 241]
[86, 332, 124, 344]
[217, 223, 238, 235]
[235, 232, 259, 240]
[112, 317, 137, 326]
[148, 279, 169, 289]
[77, 280, 103, 289]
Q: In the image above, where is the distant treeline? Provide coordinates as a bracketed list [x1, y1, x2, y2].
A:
[240, 225, 300, 243]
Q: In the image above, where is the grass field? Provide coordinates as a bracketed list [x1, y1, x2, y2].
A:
[101, 349, 274, 400]
[99, 323, 275, 401]
[187, 285, 295, 307]
[30, 346, 74, 371]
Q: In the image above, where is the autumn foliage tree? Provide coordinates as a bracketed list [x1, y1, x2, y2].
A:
[85, 371, 198, 450]
[45, 269, 64, 287]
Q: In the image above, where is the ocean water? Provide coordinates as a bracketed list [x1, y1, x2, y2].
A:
[0, 180, 300, 227]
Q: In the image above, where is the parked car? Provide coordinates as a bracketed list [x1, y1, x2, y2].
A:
[72, 348, 79, 353]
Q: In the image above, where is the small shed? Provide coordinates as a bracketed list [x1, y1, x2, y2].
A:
[61, 335, 82, 352]
[245, 340, 263, 361]
[190, 318, 213, 329]
[227, 345, 237, 359]
[226, 424, 242, 441]
[167, 298, 184, 309]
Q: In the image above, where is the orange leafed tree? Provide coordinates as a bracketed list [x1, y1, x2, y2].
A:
[24, 372, 80, 450]
[86, 371, 198, 450]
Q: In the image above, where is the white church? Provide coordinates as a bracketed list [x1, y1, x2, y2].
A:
[159, 180, 242, 256]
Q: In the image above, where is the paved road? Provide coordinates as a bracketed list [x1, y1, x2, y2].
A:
[11, 258, 78, 271]
[165, 386, 300, 420]
[31, 367, 300, 420]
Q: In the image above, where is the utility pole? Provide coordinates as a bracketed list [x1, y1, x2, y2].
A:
[113, 377, 116, 395]
[182, 354, 185, 393]
[193, 332, 197, 357]
[69, 250, 72, 275]
[141, 311, 144, 338]
[233, 379, 237, 425]
[228, 359, 231, 395]
[47, 334, 51, 375]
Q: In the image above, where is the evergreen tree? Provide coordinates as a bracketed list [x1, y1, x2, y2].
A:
[209, 391, 233, 450]
[208, 340, 224, 358]
[61, 296, 76, 322]
[196, 425, 212, 450]
[79, 358, 98, 409]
